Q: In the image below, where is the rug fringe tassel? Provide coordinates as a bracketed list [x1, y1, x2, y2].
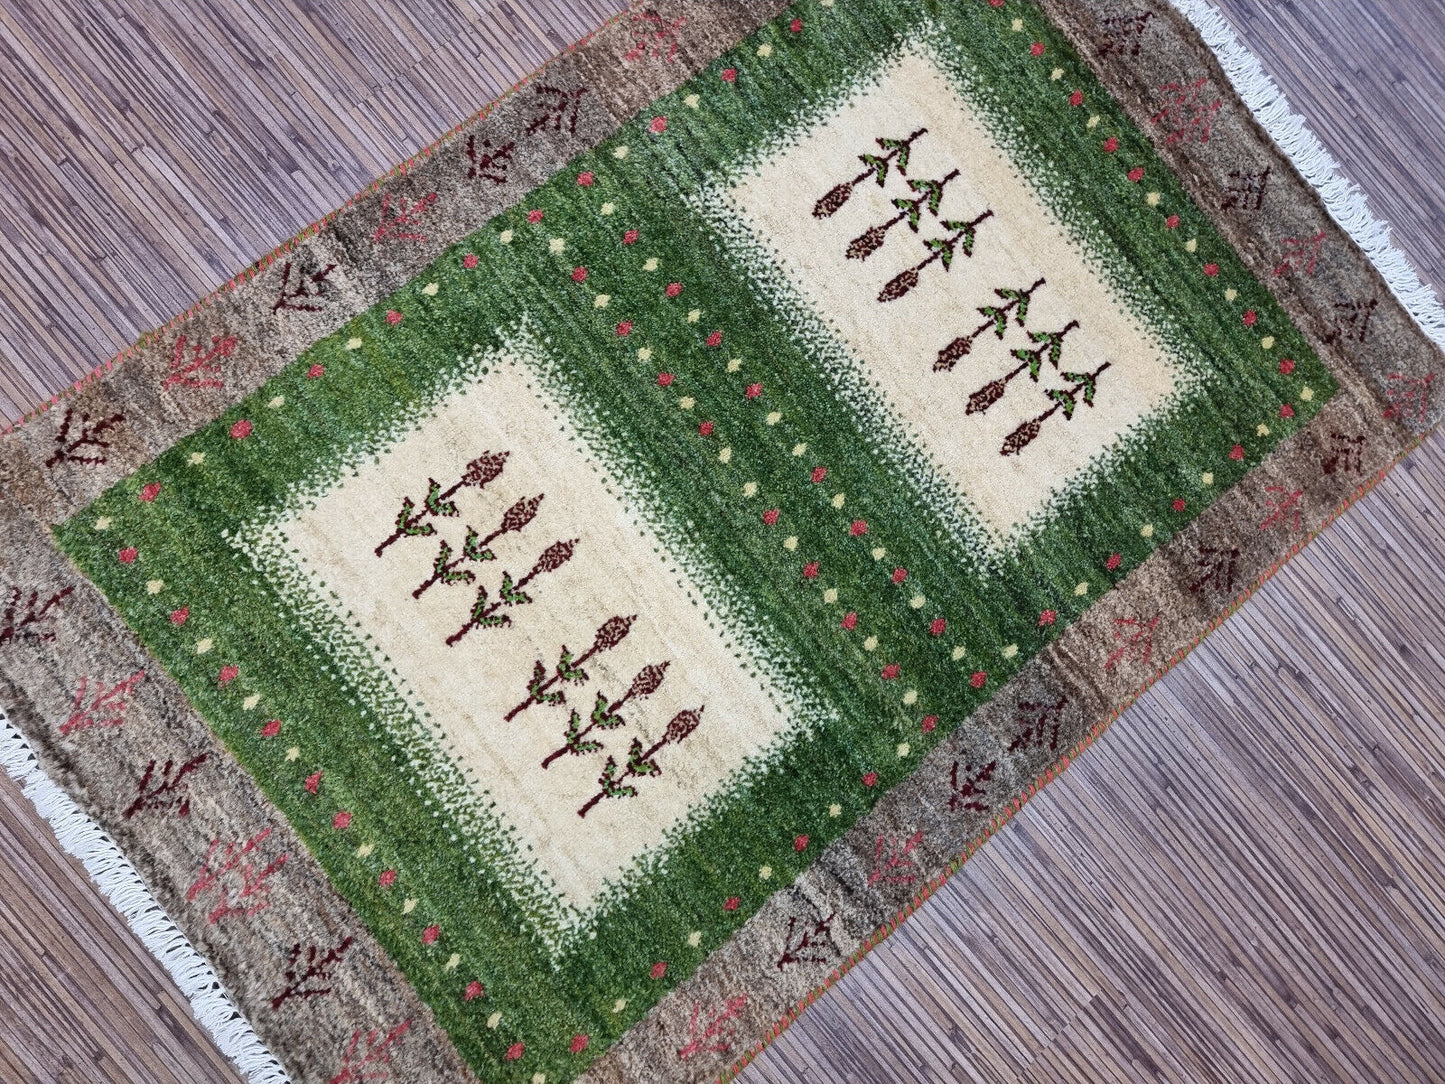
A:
[1170, 0, 1445, 346]
[0, 711, 289, 1083]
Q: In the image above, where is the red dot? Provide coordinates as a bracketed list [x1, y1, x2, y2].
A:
[1030, 41, 1045, 57]
[616, 320, 633, 336]
[1105, 552, 1122, 570]
[1230, 443, 1245, 461]
[261, 719, 282, 738]
[810, 466, 827, 483]
[970, 671, 987, 689]
[306, 363, 325, 378]
[526, 208, 544, 224]
[570, 1034, 590, 1054]
[650, 961, 668, 980]
[891, 567, 907, 584]
[1069, 89, 1084, 107]
[422, 924, 440, 944]
[505, 1042, 525, 1061]
[1102, 136, 1119, 153]
[230, 419, 252, 439]
[649, 116, 668, 133]
[462, 253, 479, 269]
[1279, 403, 1295, 418]
[989, 0, 1005, 6]
[1038, 609, 1057, 626]
[841, 611, 858, 630]
[724, 896, 740, 910]
[138, 482, 161, 502]
[622, 229, 639, 245]
[706, 330, 723, 347]
[790, 17, 802, 32]
[698, 420, 714, 436]
[170, 607, 189, 625]
[763, 508, 780, 525]
[656, 372, 674, 387]
[1127, 167, 1144, 183]
[1278, 358, 1296, 374]
[464, 981, 485, 1001]
[745, 382, 762, 398]
[862, 771, 878, 787]
[1203, 263, 1220, 277]
[304, 770, 322, 794]
[793, 834, 809, 852]
[849, 519, 868, 536]
[929, 617, 946, 636]
[218, 664, 239, 686]
[1243, 310, 1258, 327]
[333, 811, 352, 830]
[665, 281, 682, 297]
[385, 309, 403, 325]
[577, 171, 595, 187]
[921, 715, 938, 732]
[379, 870, 397, 888]
[1172, 497, 1186, 512]
[571, 266, 588, 283]
[721, 68, 737, 83]
[881, 663, 900, 680]
[802, 561, 819, 580]
[1165, 215, 1180, 229]
[117, 546, 138, 564]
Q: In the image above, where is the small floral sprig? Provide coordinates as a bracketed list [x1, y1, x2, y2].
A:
[375, 452, 508, 556]
[412, 495, 542, 599]
[541, 662, 669, 769]
[934, 277, 1047, 372]
[813, 128, 927, 218]
[445, 539, 576, 646]
[503, 614, 636, 722]
[577, 707, 703, 818]
[877, 209, 993, 303]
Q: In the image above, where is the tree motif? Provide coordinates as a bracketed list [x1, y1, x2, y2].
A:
[0, 584, 74, 646]
[1188, 545, 1240, 595]
[375, 452, 508, 556]
[1321, 432, 1365, 475]
[877, 209, 994, 303]
[504, 614, 637, 722]
[1151, 76, 1222, 144]
[330, 1020, 413, 1084]
[934, 277, 1047, 371]
[60, 669, 146, 735]
[186, 827, 289, 925]
[867, 830, 923, 886]
[621, 11, 685, 64]
[1007, 697, 1067, 753]
[524, 84, 589, 135]
[123, 753, 209, 818]
[541, 661, 669, 768]
[412, 494, 542, 599]
[1257, 486, 1304, 533]
[372, 192, 438, 243]
[845, 169, 959, 261]
[577, 707, 703, 818]
[999, 361, 1111, 457]
[1220, 166, 1271, 211]
[774, 912, 837, 970]
[446, 539, 577, 646]
[271, 261, 336, 313]
[45, 407, 125, 467]
[164, 333, 236, 388]
[1103, 613, 1163, 672]
[675, 995, 748, 1061]
[946, 758, 996, 814]
[812, 128, 927, 218]
[464, 135, 516, 185]
[270, 936, 355, 1010]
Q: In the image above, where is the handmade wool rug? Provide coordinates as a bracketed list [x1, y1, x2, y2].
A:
[1, 2, 1441, 1082]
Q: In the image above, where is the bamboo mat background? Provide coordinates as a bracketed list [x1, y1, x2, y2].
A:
[1, 2, 1442, 1081]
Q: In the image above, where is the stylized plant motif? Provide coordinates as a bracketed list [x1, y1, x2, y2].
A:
[964, 320, 1080, 414]
[846, 170, 959, 261]
[934, 277, 1047, 372]
[812, 128, 927, 218]
[504, 614, 637, 722]
[999, 361, 1110, 457]
[541, 661, 669, 768]
[375, 452, 508, 556]
[411, 494, 542, 599]
[877, 209, 994, 303]
[445, 539, 577, 646]
[577, 707, 703, 818]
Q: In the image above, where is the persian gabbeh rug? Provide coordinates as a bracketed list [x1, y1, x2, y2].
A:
[2, 1, 1441, 1081]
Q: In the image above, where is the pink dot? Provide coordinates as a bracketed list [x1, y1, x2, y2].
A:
[616, 320, 633, 336]
[862, 771, 878, 787]
[881, 663, 900, 680]
[1279, 403, 1295, 418]
[462, 253, 479, 269]
[379, 869, 397, 888]
[1278, 358, 1296, 374]
[304, 770, 323, 794]
[218, 664, 239, 686]
[1172, 497, 1186, 512]
[333, 811, 352, 830]
[622, 229, 639, 245]
[570, 1034, 590, 1054]
[989, 0, 1005, 6]
[1203, 263, 1220, 277]
[802, 561, 819, 580]
[1127, 167, 1144, 183]
[970, 671, 987, 689]
[1038, 609, 1057, 626]
[577, 171, 595, 187]
[698, 420, 714, 436]
[849, 519, 868, 536]
[649, 116, 668, 133]
[656, 372, 674, 387]
[790, 17, 802, 32]
[706, 330, 723, 348]
[1030, 41, 1045, 57]
[650, 961, 668, 980]
[138, 482, 161, 502]
[745, 382, 762, 399]
[921, 715, 938, 732]
[464, 981, 485, 1001]
[306, 363, 325, 379]
[810, 466, 827, 483]
[1243, 310, 1258, 327]
[1069, 89, 1084, 107]
[1103, 136, 1119, 153]
[170, 607, 189, 625]
[721, 68, 737, 83]
[1165, 215, 1180, 229]
[572, 266, 588, 283]
[665, 282, 682, 297]
[841, 611, 858, 630]
[762, 508, 780, 525]
[1105, 552, 1122, 570]
[891, 567, 907, 584]
[1230, 443, 1245, 461]
[385, 310, 403, 325]
[421, 924, 439, 945]
[929, 617, 946, 636]
[723, 896, 740, 911]
[230, 419, 252, 440]
[118, 546, 138, 564]
[261, 719, 282, 738]
[505, 1042, 525, 1061]
[526, 208, 544, 224]
[794, 834, 809, 852]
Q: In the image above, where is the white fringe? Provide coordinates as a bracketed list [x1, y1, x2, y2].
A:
[1, 8, 1439, 1084]
[1170, 0, 1445, 346]
[0, 710, 290, 1083]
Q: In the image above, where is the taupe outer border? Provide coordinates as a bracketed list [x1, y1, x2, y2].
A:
[0, 3, 1439, 1083]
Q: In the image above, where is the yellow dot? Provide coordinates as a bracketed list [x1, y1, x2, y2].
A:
[909, 595, 925, 609]
[356, 842, 374, 857]
[831, 493, 845, 508]
[643, 257, 658, 271]
[145, 579, 164, 595]
[242, 695, 259, 710]
[600, 202, 615, 216]
[687, 309, 701, 323]
[285, 746, 300, 761]
[637, 347, 652, 361]
[1202, 472, 1214, 485]
[1261, 335, 1275, 350]
[267, 395, 285, 409]
[612, 999, 627, 1014]
[757, 43, 772, 57]
[402, 898, 417, 914]
[1050, 67, 1063, 81]
[1011, 17, 1024, 31]
[902, 689, 918, 705]
[548, 237, 565, 253]
[783, 536, 798, 551]
[1087, 114, 1100, 129]
[422, 282, 439, 296]
[897, 742, 911, 758]
[1002, 643, 1019, 659]
[195, 638, 213, 654]
[613, 145, 629, 159]
[951, 645, 967, 661]
[684, 93, 700, 109]
[188, 452, 205, 464]
[823, 588, 838, 604]
[871, 547, 886, 561]
[766, 411, 782, 425]
[759, 864, 772, 878]
[687, 930, 702, 946]
[1224, 288, 1237, 301]
[1185, 238, 1198, 253]
[718, 447, 732, 463]
[1301, 386, 1314, 401]
[828, 803, 842, 817]
[1074, 581, 1089, 596]
[678, 396, 694, 410]
[1146, 191, 1161, 206]
[1257, 423, 1271, 437]
[1140, 523, 1154, 538]
[792, 443, 807, 457]
[345, 336, 363, 350]
[743, 481, 758, 497]
[498, 230, 513, 244]
[593, 294, 610, 309]
[863, 636, 879, 651]
[445, 953, 460, 970]
[93, 516, 111, 530]
[488, 1011, 503, 1028]
[726, 358, 741, 372]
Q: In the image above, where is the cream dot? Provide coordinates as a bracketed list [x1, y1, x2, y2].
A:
[1261, 335, 1275, 350]
[498, 229, 513, 244]
[766, 411, 782, 425]
[783, 536, 798, 551]
[791, 442, 807, 457]
[951, 645, 967, 661]
[600, 202, 615, 216]
[678, 396, 695, 410]
[831, 493, 845, 508]
[357, 842, 375, 857]
[743, 481, 758, 497]
[422, 282, 439, 296]
[643, 257, 659, 271]
[445, 953, 460, 970]
[1087, 114, 1100, 129]
[637, 347, 652, 361]
[488, 1011, 503, 1029]
[346, 336, 363, 350]
[759, 865, 772, 879]
[828, 803, 842, 817]
[684, 93, 700, 109]
[909, 595, 925, 609]
[823, 588, 839, 604]
[897, 742, 911, 758]
[612, 999, 627, 1014]
[1301, 386, 1314, 401]
[1185, 238, 1198, 252]
[93, 516, 111, 530]
[285, 746, 300, 761]
[593, 294, 610, 308]
[1146, 191, 1161, 206]
[726, 358, 741, 372]
[871, 547, 886, 561]
[688, 930, 702, 947]
[242, 694, 260, 710]
[687, 309, 701, 323]
[718, 447, 732, 464]
[902, 689, 917, 705]
[1074, 581, 1089, 596]
[1202, 471, 1214, 486]
[402, 898, 417, 914]
[863, 636, 879, 652]
[195, 638, 213, 654]
[757, 43, 773, 56]
[532, 1072, 546, 1084]
[1002, 643, 1019, 659]
[1224, 288, 1238, 301]
[146, 579, 164, 595]
[1011, 17, 1024, 31]
[267, 396, 284, 409]
[1257, 423, 1271, 437]
[613, 145, 629, 159]
[188, 451, 205, 464]
[1050, 67, 1064, 81]
[1140, 523, 1154, 538]
[548, 237, 565, 253]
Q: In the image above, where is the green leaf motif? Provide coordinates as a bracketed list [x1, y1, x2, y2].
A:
[499, 572, 531, 607]
[1046, 387, 1078, 419]
[563, 711, 602, 756]
[424, 479, 459, 519]
[529, 660, 565, 705]
[625, 737, 660, 777]
[1062, 370, 1099, 406]
[878, 134, 913, 174]
[590, 691, 625, 731]
[860, 152, 889, 187]
[925, 236, 955, 270]
[555, 648, 587, 685]
[395, 497, 435, 538]
[597, 757, 638, 799]
[462, 527, 495, 563]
